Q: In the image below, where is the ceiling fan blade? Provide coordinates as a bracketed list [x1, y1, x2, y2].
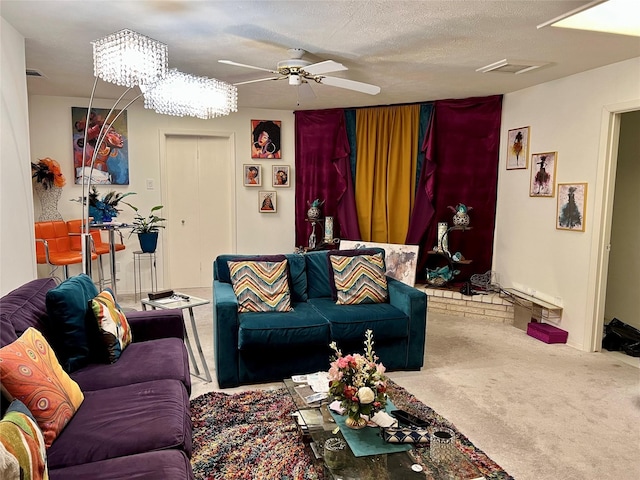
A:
[303, 60, 347, 75]
[319, 76, 381, 95]
[218, 60, 279, 74]
[233, 76, 283, 86]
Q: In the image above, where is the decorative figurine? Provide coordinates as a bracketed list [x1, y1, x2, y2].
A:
[307, 199, 324, 221]
[448, 203, 473, 227]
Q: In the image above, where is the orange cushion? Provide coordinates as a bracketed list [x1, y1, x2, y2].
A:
[0, 328, 84, 448]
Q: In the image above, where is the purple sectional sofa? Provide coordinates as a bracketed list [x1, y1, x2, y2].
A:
[0, 277, 194, 480]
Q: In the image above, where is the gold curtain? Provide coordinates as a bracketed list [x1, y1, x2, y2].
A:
[355, 104, 420, 243]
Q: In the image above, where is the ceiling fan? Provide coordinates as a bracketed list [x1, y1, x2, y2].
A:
[218, 48, 381, 96]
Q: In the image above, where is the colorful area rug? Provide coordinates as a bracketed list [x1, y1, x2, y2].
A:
[190, 381, 513, 480]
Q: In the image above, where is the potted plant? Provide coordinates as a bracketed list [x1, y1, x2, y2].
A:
[72, 186, 136, 223]
[124, 203, 166, 253]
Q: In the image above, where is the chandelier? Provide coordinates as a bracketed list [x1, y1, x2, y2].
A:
[80, 29, 237, 276]
[92, 29, 168, 88]
[144, 69, 237, 119]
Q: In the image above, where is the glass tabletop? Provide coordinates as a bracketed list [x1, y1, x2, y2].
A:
[283, 378, 485, 480]
[141, 293, 210, 310]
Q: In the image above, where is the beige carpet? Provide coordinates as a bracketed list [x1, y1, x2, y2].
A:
[120, 287, 640, 480]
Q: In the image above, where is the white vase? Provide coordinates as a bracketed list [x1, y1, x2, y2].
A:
[437, 222, 449, 253]
[34, 183, 63, 221]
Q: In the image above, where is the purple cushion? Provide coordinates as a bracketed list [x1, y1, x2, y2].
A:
[71, 337, 191, 393]
[49, 450, 194, 480]
[0, 278, 56, 347]
[49, 449, 193, 480]
[46, 379, 192, 469]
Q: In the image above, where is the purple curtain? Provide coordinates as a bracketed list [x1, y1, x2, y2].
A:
[294, 109, 360, 247]
[407, 95, 502, 280]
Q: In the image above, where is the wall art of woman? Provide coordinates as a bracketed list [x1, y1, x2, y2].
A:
[251, 120, 281, 159]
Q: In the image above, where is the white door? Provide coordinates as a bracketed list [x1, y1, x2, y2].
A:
[164, 134, 233, 289]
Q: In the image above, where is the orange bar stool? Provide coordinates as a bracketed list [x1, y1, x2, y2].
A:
[34, 221, 97, 279]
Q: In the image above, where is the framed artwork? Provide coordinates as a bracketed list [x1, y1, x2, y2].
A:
[506, 126, 530, 170]
[251, 120, 282, 159]
[556, 183, 587, 232]
[339, 240, 420, 287]
[529, 151, 557, 197]
[243, 164, 262, 186]
[258, 191, 277, 213]
[72, 106, 130, 185]
[272, 165, 290, 187]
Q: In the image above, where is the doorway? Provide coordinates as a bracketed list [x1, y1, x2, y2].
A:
[162, 132, 236, 289]
[590, 101, 640, 353]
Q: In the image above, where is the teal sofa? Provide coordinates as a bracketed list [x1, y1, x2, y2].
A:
[213, 249, 427, 388]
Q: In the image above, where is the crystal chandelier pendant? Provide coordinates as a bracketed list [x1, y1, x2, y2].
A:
[92, 29, 168, 87]
[143, 69, 238, 119]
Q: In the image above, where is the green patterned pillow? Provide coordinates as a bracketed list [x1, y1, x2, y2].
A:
[330, 252, 389, 305]
[90, 289, 132, 363]
[228, 259, 293, 313]
[0, 400, 49, 480]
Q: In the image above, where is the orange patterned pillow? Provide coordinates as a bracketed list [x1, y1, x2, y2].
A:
[0, 327, 84, 448]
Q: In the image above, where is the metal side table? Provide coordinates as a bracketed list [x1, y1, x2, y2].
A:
[133, 251, 158, 302]
[140, 293, 212, 383]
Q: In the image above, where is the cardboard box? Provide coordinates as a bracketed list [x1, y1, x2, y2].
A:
[527, 322, 568, 344]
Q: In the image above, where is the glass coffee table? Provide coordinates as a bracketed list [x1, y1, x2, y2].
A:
[283, 378, 485, 479]
[141, 293, 212, 382]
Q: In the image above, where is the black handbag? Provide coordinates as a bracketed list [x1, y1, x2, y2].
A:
[380, 426, 429, 444]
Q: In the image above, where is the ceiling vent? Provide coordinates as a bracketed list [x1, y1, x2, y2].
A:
[26, 69, 45, 78]
[476, 59, 547, 75]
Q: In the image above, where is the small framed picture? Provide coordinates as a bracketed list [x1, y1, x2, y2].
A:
[243, 164, 261, 187]
[530, 152, 557, 197]
[251, 120, 282, 159]
[506, 126, 530, 170]
[259, 191, 277, 213]
[272, 165, 290, 187]
[557, 183, 587, 232]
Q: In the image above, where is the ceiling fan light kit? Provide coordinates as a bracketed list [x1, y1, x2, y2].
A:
[219, 48, 381, 96]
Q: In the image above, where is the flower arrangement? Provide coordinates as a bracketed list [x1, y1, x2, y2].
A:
[72, 186, 136, 223]
[328, 329, 387, 429]
[31, 157, 65, 189]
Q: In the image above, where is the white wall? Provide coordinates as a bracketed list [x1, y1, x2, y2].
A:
[27, 95, 295, 293]
[0, 18, 37, 295]
[604, 110, 640, 330]
[496, 57, 640, 350]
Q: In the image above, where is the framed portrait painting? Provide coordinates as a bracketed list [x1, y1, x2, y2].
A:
[272, 165, 290, 187]
[72, 106, 130, 184]
[530, 152, 557, 197]
[251, 120, 281, 159]
[243, 164, 261, 187]
[259, 191, 277, 213]
[506, 126, 529, 170]
[556, 183, 587, 232]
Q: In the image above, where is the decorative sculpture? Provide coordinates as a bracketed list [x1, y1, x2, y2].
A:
[448, 203, 473, 227]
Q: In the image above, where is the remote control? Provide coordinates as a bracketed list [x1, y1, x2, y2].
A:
[390, 409, 429, 427]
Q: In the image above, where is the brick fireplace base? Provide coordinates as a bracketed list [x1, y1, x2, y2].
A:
[416, 284, 514, 324]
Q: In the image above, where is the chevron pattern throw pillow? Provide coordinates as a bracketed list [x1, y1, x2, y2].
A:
[330, 252, 388, 305]
[228, 259, 293, 313]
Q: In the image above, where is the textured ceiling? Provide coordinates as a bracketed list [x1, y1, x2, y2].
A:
[2, 0, 639, 111]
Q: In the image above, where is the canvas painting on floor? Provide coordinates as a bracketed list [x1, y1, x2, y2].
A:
[339, 240, 419, 287]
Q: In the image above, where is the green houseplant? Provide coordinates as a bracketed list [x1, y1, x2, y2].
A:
[125, 203, 166, 253]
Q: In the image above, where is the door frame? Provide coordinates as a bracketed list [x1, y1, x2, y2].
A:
[587, 99, 640, 352]
[159, 129, 237, 287]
